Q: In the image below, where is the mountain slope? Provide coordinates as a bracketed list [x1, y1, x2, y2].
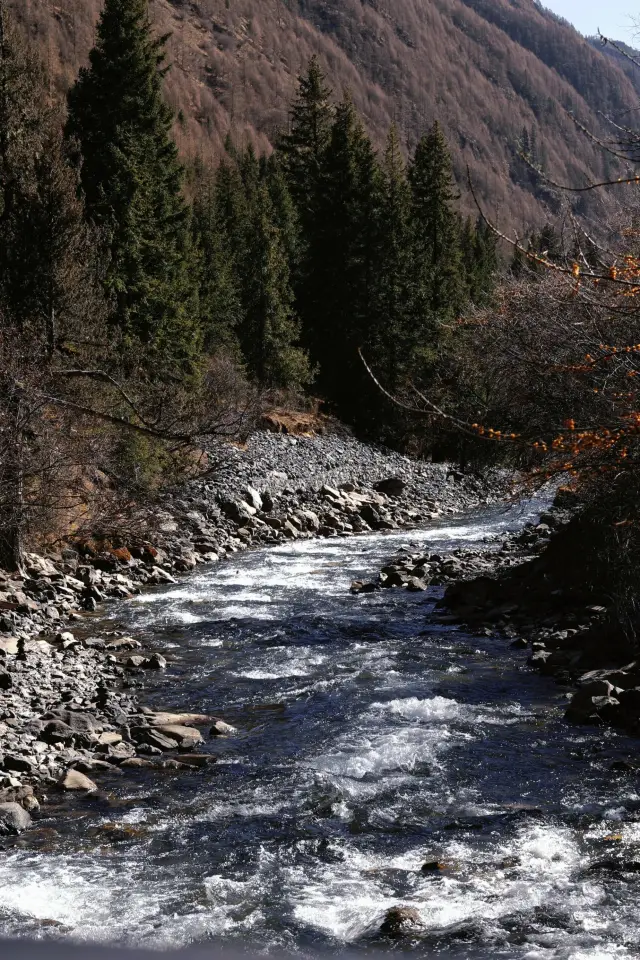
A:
[12, 0, 639, 226]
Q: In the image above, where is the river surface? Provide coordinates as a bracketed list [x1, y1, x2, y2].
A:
[2, 499, 640, 959]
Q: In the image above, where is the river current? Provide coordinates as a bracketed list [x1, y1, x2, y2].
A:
[1, 498, 640, 959]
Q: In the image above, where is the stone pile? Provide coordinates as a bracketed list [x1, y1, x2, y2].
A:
[350, 517, 549, 596]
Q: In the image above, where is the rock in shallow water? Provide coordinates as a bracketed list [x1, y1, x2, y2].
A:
[60, 769, 97, 792]
[0, 801, 32, 834]
[155, 724, 202, 746]
[380, 906, 424, 937]
[209, 720, 237, 736]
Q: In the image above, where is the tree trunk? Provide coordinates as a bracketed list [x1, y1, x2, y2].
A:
[0, 521, 23, 573]
[0, 383, 24, 573]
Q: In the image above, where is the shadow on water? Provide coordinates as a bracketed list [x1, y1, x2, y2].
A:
[2, 495, 640, 958]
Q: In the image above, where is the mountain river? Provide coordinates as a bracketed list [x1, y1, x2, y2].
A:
[1, 497, 640, 959]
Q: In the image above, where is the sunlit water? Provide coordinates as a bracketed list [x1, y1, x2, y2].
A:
[2, 498, 640, 958]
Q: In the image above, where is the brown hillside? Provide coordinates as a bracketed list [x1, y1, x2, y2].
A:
[12, 0, 639, 228]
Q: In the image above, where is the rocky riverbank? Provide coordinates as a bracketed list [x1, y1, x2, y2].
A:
[0, 430, 504, 835]
[349, 507, 559, 596]
[413, 495, 640, 740]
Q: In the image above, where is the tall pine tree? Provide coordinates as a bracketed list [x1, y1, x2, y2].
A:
[460, 216, 498, 305]
[370, 126, 418, 392]
[240, 181, 309, 391]
[305, 94, 382, 422]
[279, 56, 334, 219]
[66, 0, 198, 375]
[409, 122, 464, 323]
[191, 163, 243, 359]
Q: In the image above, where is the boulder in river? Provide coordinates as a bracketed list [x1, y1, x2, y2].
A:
[210, 720, 237, 736]
[155, 724, 203, 746]
[60, 769, 98, 792]
[350, 580, 378, 595]
[0, 801, 32, 834]
[406, 577, 427, 592]
[380, 906, 424, 937]
[420, 861, 449, 875]
[144, 711, 213, 727]
[131, 727, 179, 751]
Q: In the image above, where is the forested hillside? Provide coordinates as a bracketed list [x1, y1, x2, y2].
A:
[11, 0, 640, 226]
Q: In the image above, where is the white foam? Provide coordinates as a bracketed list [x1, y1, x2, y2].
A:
[204, 605, 276, 621]
[311, 724, 453, 780]
[0, 853, 215, 947]
[235, 668, 309, 679]
[372, 695, 472, 722]
[132, 587, 198, 604]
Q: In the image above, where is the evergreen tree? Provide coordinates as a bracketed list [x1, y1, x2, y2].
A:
[370, 126, 417, 393]
[306, 94, 382, 420]
[461, 216, 498, 304]
[409, 122, 464, 321]
[214, 156, 252, 269]
[362, 125, 423, 440]
[66, 0, 199, 375]
[202, 149, 308, 391]
[263, 153, 301, 278]
[279, 56, 334, 217]
[241, 182, 309, 391]
[278, 57, 334, 340]
[191, 165, 243, 358]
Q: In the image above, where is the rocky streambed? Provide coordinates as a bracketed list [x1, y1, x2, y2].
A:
[0, 430, 502, 836]
[3, 493, 640, 957]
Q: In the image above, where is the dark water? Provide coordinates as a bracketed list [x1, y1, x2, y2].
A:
[2, 498, 640, 959]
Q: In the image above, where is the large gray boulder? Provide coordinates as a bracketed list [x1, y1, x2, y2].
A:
[0, 801, 32, 834]
[243, 486, 263, 511]
[60, 769, 98, 792]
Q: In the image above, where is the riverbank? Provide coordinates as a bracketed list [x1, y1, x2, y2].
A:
[406, 496, 640, 740]
[0, 430, 505, 833]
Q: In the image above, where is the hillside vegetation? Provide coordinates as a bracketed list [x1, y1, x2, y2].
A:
[12, 0, 639, 226]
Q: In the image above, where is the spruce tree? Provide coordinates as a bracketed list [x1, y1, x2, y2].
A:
[241, 182, 309, 391]
[279, 56, 334, 216]
[306, 94, 382, 421]
[371, 126, 416, 392]
[471, 217, 498, 303]
[264, 153, 301, 279]
[191, 166, 243, 359]
[66, 0, 198, 375]
[461, 216, 497, 305]
[279, 57, 334, 343]
[409, 122, 464, 321]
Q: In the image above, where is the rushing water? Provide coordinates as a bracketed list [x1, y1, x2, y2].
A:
[2, 498, 640, 959]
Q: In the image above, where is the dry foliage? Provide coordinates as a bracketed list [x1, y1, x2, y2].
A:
[11, 0, 640, 227]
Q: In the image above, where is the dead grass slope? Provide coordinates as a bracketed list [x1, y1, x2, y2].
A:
[13, 0, 638, 227]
